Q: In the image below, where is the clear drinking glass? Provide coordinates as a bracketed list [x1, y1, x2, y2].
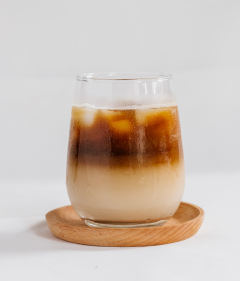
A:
[66, 73, 185, 228]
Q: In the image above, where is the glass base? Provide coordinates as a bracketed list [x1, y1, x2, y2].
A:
[84, 219, 168, 229]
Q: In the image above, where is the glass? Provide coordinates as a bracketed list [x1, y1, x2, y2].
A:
[66, 73, 185, 228]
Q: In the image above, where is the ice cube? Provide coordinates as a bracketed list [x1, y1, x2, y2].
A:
[80, 109, 96, 127]
[101, 109, 122, 122]
[111, 120, 131, 134]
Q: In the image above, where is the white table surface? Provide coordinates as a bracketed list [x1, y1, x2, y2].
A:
[1, 173, 239, 281]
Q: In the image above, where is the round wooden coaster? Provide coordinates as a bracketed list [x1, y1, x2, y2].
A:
[46, 202, 204, 247]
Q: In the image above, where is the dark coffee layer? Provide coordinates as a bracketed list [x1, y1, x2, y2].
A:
[67, 105, 183, 167]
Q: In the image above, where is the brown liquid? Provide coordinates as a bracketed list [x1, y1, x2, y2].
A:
[66, 105, 185, 223]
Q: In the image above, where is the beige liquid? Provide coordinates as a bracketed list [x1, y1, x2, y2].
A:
[66, 104, 185, 223]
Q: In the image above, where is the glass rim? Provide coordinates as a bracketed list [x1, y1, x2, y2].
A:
[76, 72, 172, 82]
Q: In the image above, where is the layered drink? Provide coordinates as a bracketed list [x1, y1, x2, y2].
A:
[66, 102, 185, 226]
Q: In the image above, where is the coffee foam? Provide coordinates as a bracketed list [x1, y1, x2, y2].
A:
[73, 102, 177, 110]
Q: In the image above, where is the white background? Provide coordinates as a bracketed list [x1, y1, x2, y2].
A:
[0, 1, 240, 280]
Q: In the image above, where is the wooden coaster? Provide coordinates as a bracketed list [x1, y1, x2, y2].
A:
[46, 202, 204, 247]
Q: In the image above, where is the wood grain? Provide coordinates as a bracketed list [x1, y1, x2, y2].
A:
[46, 202, 204, 247]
